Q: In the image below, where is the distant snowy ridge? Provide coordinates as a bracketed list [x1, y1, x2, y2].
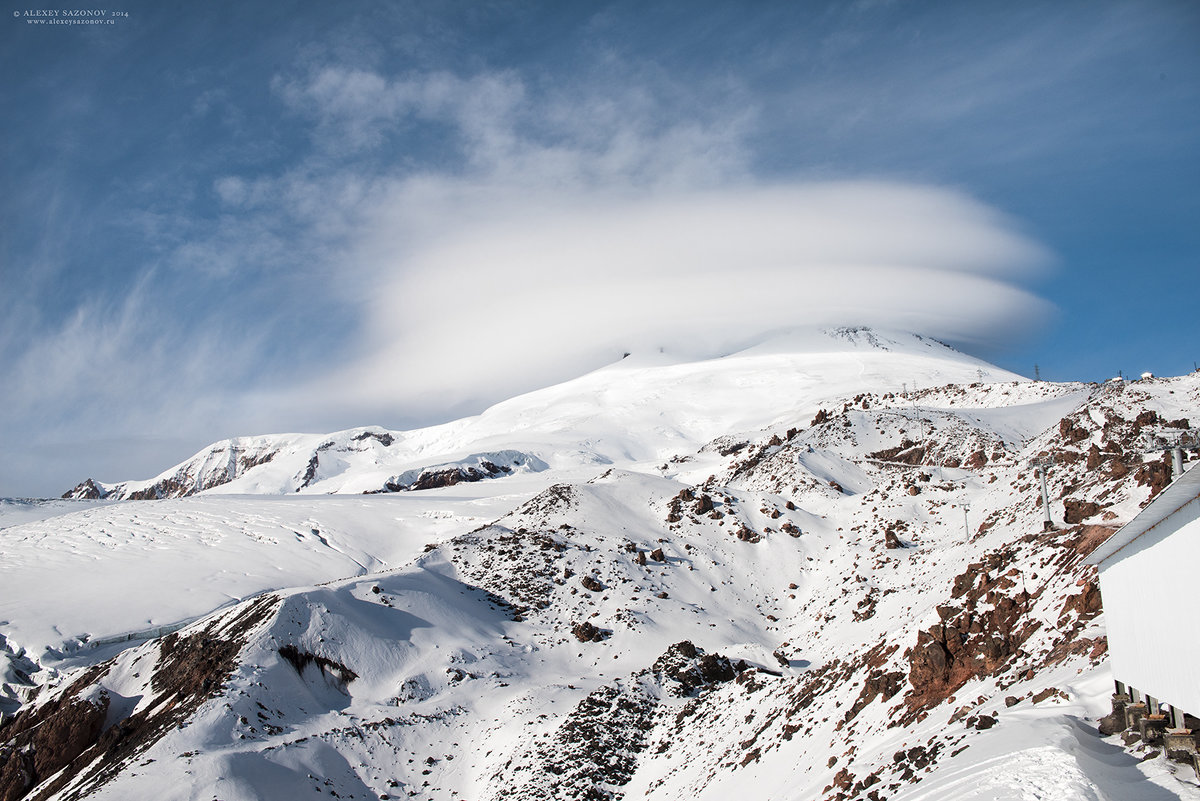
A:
[63, 327, 1019, 500]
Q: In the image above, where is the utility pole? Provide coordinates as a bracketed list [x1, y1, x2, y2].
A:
[1029, 456, 1055, 532]
[962, 502, 971, 540]
[1034, 364, 1040, 381]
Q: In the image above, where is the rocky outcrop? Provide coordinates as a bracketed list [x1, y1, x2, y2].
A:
[277, 645, 358, 688]
[63, 445, 279, 500]
[1060, 580, 1102, 622]
[1063, 499, 1102, 524]
[651, 641, 742, 696]
[1134, 454, 1173, 498]
[495, 642, 741, 800]
[869, 440, 927, 466]
[61, 478, 106, 500]
[374, 451, 543, 493]
[571, 621, 605, 642]
[905, 548, 1037, 717]
[0, 595, 278, 801]
[0, 689, 109, 801]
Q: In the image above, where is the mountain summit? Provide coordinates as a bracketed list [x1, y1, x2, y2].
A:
[63, 328, 1016, 500]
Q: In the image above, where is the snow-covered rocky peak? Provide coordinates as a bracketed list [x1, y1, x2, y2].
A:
[62, 327, 1020, 501]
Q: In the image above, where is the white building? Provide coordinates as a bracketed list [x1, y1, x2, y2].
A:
[1087, 463, 1200, 718]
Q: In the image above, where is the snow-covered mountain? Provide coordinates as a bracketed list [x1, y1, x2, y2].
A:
[4, 327, 1199, 801]
[63, 329, 1015, 500]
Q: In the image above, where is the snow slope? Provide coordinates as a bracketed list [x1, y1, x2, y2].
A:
[4, 329, 1199, 801]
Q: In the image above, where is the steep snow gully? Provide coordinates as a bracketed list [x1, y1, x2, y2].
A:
[2, 328, 1198, 801]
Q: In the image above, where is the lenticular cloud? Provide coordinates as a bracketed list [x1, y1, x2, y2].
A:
[330, 181, 1053, 413]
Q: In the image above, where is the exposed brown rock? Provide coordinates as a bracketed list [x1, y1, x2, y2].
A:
[572, 621, 604, 642]
[383, 461, 513, 493]
[61, 478, 105, 500]
[1059, 418, 1089, 444]
[869, 440, 926, 466]
[0, 694, 109, 801]
[1060, 580, 1102, 621]
[841, 669, 904, 726]
[1062, 499, 1102, 524]
[0, 595, 278, 801]
[904, 548, 1037, 719]
[735, 525, 761, 543]
[1135, 455, 1172, 498]
[1132, 410, 1159, 430]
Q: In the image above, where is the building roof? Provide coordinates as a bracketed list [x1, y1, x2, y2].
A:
[1086, 462, 1200, 566]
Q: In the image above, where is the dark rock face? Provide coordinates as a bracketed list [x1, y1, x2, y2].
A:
[126, 476, 193, 501]
[571, 621, 605, 642]
[351, 431, 394, 447]
[1132, 410, 1159, 430]
[379, 461, 512, 493]
[580, 575, 603, 592]
[501, 640, 743, 800]
[734, 525, 761, 543]
[277, 645, 358, 687]
[1060, 580, 1102, 621]
[0, 691, 109, 801]
[842, 669, 905, 726]
[0, 595, 278, 801]
[1059, 418, 1089, 444]
[869, 440, 927, 466]
[651, 641, 741, 696]
[1134, 455, 1172, 498]
[882, 520, 909, 549]
[506, 683, 656, 799]
[296, 454, 321, 490]
[64, 447, 278, 500]
[62, 478, 107, 500]
[1063, 499, 1102, 524]
[905, 548, 1036, 715]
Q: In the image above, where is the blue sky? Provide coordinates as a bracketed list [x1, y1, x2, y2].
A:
[2, 0, 1198, 497]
